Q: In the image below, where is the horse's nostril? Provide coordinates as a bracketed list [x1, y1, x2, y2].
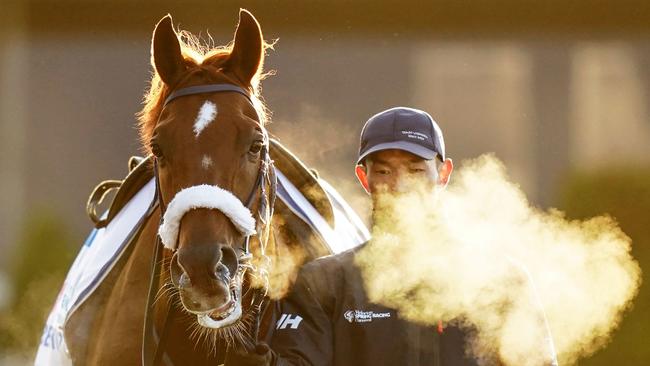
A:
[220, 246, 239, 278]
[214, 262, 230, 282]
[170, 253, 185, 287]
[179, 273, 191, 288]
[174, 243, 239, 290]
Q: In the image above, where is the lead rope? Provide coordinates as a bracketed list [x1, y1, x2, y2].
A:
[142, 159, 172, 366]
[246, 147, 276, 351]
[234, 144, 275, 355]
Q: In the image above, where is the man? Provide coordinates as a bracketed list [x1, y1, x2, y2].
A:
[268, 106, 479, 366]
[228, 107, 557, 365]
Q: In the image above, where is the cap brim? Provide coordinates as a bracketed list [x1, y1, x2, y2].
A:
[357, 141, 439, 164]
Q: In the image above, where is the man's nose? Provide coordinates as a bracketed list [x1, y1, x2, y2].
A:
[393, 177, 409, 194]
[392, 170, 414, 193]
[398, 173, 435, 195]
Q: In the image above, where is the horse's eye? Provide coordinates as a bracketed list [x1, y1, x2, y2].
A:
[249, 141, 263, 154]
[151, 142, 164, 158]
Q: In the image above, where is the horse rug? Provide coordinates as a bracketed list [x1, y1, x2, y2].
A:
[35, 166, 370, 365]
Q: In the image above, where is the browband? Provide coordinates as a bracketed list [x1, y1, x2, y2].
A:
[163, 84, 253, 107]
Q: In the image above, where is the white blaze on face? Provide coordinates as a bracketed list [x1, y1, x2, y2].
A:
[201, 155, 213, 170]
[193, 101, 217, 137]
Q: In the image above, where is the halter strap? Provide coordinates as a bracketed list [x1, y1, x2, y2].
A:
[143, 82, 274, 365]
[163, 84, 253, 107]
[158, 82, 270, 255]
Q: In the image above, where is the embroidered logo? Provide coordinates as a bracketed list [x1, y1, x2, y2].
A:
[343, 309, 391, 323]
[401, 130, 429, 141]
[343, 310, 355, 323]
[276, 313, 303, 329]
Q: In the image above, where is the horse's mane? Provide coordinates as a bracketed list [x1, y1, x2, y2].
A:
[137, 29, 274, 154]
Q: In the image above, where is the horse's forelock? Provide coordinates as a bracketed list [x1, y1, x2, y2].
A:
[137, 30, 273, 156]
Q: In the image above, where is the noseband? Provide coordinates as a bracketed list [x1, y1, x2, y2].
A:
[142, 83, 277, 366]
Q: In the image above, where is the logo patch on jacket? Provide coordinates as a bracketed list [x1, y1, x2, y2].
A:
[343, 309, 391, 323]
[276, 314, 303, 329]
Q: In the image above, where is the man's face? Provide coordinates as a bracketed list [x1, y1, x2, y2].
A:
[363, 149, 439, 195]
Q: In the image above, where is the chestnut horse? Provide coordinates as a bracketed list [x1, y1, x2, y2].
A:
[56, 10, 342, 365]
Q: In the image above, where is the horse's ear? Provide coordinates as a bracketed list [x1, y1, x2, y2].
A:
[226, 9, 263, 85]
[152, 15, 185, 86]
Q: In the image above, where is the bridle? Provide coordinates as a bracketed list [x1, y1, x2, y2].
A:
[142, 83, 277, 366]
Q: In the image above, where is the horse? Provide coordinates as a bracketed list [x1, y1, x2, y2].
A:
[36, 10, 368, 365]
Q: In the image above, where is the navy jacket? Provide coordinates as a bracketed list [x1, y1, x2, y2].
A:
[269, 245, 486, 366]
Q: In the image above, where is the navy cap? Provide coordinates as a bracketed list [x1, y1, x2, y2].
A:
[357, 107, 446, 164]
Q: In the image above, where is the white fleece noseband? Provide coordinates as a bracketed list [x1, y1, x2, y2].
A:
[158, 184, 256, 250]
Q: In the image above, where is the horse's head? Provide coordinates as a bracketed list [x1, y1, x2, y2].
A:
[138, 10, 272, 332]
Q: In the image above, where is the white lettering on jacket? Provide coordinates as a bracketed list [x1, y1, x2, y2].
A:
[277, 314, 304, 329]
[343, 309, 391, 323]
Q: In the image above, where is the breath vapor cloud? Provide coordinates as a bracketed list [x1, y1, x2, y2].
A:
[355, 154, 641, 366]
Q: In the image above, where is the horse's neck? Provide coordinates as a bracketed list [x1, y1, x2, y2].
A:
[79, 210, 161, 364]
[87, 208, 220, 364]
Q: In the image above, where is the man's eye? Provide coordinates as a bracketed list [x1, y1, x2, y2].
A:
[376, 169, 390, 175]
[410, 168, 426, 173]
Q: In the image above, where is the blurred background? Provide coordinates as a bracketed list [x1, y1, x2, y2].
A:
[1, 0, 648, 364]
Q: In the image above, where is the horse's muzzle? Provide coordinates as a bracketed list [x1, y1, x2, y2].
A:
[170, 244, 239, 313]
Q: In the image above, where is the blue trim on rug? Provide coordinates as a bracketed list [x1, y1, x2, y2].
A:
[83, 229, 99, 248]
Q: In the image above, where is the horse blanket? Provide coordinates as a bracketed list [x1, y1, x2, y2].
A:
[35, 167, 370, 365]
